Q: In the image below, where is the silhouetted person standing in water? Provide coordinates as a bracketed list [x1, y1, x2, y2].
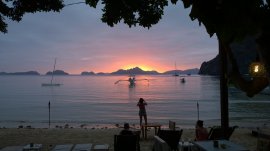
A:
[137, 98, 147, 126]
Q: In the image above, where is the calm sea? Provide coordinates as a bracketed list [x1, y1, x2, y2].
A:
[0, 75, 269, 128]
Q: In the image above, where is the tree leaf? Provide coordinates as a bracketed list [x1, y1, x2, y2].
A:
[85, 0, 99, 8]
[170, 0, 178, 5]
[182, 0, 192, 8]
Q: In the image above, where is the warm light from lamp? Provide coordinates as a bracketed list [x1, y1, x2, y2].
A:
[249, 62, 266, 77]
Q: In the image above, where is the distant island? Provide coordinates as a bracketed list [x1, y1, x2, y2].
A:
[0, 71, 40, 75]
[83, 67, 199, 75]
[111, 67, 159, 75]
[46, 70, 69, 75]
[81, 71, 95, 75]
[0, 67, 199, 76]
[163, 68, 199, 75]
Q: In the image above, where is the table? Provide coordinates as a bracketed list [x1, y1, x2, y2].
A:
[193, 140, 249, 151]
[51, 144, 73, 151]
[94, 144, 109, 151]
[73, 144, 92, 151]
[0, 146, 24, 151]
[179, 141, 194, 151]
[141, 123, 161, 139]
[22, 144, 42, 151]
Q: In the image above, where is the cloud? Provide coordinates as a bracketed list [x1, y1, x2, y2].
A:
[0, 2, 218, 74]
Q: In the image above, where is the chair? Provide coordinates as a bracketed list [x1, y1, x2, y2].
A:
[157, 129, 183, 151]
[257, 129, 270, 151]
[169, 120, 176, 131]
[207, 126, 238, 140]
[168, 120, 181, 131]
[153, 136, 170, 151]
[114, 134, 140, 151]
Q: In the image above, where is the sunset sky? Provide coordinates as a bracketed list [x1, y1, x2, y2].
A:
[0, 2, 218, 74]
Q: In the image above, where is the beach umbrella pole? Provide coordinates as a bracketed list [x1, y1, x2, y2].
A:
[48, 101, 51, 128]
[197, 101, 199, 120]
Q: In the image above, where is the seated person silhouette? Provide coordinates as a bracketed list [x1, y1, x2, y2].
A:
[120, 123, 134, 135]
[115, 123, 139, 151]
[195, 120, 208, 141]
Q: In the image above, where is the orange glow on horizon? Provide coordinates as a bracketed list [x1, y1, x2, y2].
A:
[67, 54, 197, 74]
[66, 62, 194, 74]
[122, 65, 154, 71]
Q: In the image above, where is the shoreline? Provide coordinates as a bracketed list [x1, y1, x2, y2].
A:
[0, 127, 260, 151]
[1, 119, 268, 130]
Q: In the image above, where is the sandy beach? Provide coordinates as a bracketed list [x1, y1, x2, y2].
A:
[0, 126, 259, 151]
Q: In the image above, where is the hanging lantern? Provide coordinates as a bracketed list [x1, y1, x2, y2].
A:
[249, 62, 266, 77]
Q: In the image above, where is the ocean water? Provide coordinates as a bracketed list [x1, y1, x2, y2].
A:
[0, 75, 269, 128]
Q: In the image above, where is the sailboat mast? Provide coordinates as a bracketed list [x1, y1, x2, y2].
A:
[175, 62, 176, 74]
[51, 58, 56, 85]
[173, 62, 179, 76]
[175, 62, 178, 75]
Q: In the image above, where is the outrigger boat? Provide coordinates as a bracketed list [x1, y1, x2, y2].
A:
[114, 75, 149, 87]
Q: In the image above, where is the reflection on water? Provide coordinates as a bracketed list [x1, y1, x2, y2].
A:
[0, 75, 269, 128]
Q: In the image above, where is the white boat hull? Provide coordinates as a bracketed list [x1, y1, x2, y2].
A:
[42, 83, 61, 86]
